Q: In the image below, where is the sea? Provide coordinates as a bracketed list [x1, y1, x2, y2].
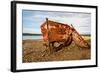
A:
[23, 35, 43, 40]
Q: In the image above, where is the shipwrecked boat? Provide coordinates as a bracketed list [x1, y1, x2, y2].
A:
[40, 18, 90, 53]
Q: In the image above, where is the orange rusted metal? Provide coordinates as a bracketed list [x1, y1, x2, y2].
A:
[41, 19, 72, 43]
[40, 18, 90, 50]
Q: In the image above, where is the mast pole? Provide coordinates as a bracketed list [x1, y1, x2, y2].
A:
[46, 18, 52, 53]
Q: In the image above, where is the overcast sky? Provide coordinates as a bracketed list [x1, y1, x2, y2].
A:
[22, 10, 91, 34]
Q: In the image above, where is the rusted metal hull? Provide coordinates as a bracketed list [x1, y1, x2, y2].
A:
[72, 27, 90, 49]
[40, 19, 90, 52]
[41, 20, 72, 43]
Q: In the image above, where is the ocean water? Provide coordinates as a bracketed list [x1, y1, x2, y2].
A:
[23, 35, 43, 40]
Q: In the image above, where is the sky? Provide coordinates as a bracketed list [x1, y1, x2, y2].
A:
[22, 10, 91, 34]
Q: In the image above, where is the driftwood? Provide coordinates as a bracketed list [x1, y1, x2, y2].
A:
[40, 18, 90, 53]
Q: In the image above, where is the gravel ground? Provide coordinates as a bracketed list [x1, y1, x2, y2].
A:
[22, 38, 91, 63]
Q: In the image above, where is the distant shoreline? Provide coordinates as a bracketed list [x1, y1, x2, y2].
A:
[23, 33, 90, 36]
[23, 33, 42, 36]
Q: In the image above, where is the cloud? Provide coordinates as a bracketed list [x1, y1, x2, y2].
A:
[23, 10, 91, 34]
[23, 27, 41, 34]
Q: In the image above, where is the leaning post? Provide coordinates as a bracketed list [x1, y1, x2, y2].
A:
[46, 18, 52, 53]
